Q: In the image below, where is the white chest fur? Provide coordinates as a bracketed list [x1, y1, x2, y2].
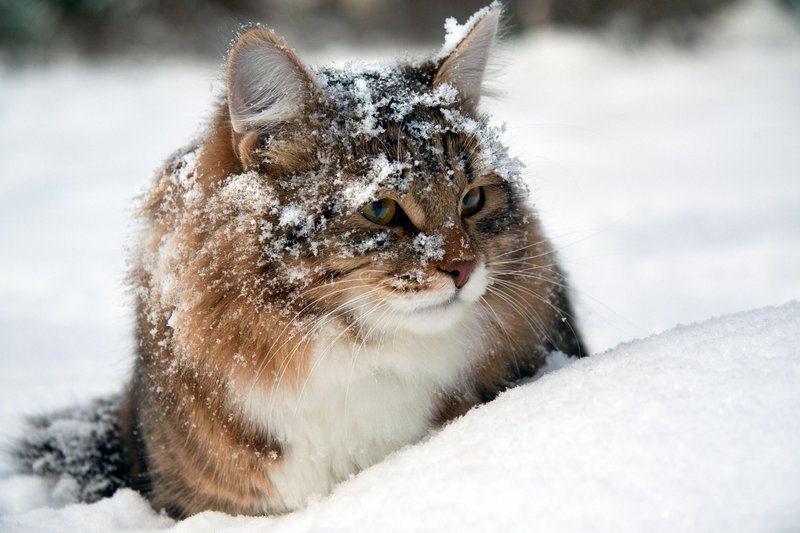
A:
[232, 312, 484, 513]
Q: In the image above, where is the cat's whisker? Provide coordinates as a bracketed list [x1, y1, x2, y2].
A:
[492, 259, 632, 345]
[490, 264, 562, 279]
[260, 273, 383, 343]
[493, 228, 599, 260]
[481, 296, 521, 371]
[265, 285, 388, 418]
[492, 276, 574, 320]
[492, 269, 568, 289]
[490, 230, 597, 268]
[244, 284, 383, 410]
[491, 237, 553, 260]
[487, 282, 560, 352]
[478, 294, 522, 355]
[489, 277, 583, 354]
[490, 257, 559, 268]
[495, 260, 644, 341]
[254, 281, 361, 371]
[486, 284, 552, 349]
[490, 250, 559, 267]
[476, 294, 527, 383]
[248, 271, 390, 372]
[290, 292, 389, 416]
[263, 286, 382, 389]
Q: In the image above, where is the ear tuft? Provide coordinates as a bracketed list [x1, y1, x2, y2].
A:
[227, 28, 315, 135]
[434, 3, 501, 111]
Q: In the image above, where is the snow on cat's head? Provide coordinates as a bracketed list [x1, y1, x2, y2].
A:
[173, 3, 541, 338]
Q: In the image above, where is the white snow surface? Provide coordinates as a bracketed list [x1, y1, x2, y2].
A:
[1, 1, 799, 530]
[3, 302, 800, 532]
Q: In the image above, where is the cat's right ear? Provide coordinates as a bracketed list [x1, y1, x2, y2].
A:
[226, 27, 316, 142]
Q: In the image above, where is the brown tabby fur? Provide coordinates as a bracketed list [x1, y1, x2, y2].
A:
[117, 6, 586, 518]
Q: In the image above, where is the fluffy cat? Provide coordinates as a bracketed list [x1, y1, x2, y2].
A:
[16, 3, 585, 518]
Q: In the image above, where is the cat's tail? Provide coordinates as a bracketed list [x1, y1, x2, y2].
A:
[11, 395, 132, 503]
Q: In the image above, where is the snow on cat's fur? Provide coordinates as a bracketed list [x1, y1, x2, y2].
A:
[15, 3, 585, 518]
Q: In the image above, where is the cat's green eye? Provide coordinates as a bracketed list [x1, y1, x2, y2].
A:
[362, 198, 398, 226]
[461, 186, 485, 217]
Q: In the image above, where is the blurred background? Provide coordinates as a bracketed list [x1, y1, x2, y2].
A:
[2, 0, 799, 61]
[0, 0, 799, 466]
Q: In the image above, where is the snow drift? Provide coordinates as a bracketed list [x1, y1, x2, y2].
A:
[2, 302, 799, 532]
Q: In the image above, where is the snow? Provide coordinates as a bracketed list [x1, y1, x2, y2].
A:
[3, 302, 799, 532]
[439, 2, 497, 58]
[1, 0, 799, 530]
[411, 231, 445, 264]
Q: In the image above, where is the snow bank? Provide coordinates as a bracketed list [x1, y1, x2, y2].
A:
[2, 301, 799, 532]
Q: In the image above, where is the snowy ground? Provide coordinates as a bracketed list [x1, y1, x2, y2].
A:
[4, 302, 800, 532]
[1, 1, 799, 531]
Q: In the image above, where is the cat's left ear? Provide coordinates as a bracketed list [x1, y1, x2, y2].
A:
[434, 3, 501, 112]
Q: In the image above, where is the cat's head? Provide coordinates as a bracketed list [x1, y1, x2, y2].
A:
[216, 4, 539, 336]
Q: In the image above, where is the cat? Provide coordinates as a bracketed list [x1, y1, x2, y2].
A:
[15, 3, 585, 518]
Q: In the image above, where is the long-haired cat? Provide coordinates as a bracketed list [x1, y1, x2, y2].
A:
[16, 3, 585, 518]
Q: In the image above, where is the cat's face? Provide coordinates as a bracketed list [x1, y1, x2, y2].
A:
[234, 71, 530, 336]
[223, 6, 532, 336]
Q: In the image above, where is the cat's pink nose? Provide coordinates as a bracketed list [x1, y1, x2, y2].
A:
[440, 260, 477, 289]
